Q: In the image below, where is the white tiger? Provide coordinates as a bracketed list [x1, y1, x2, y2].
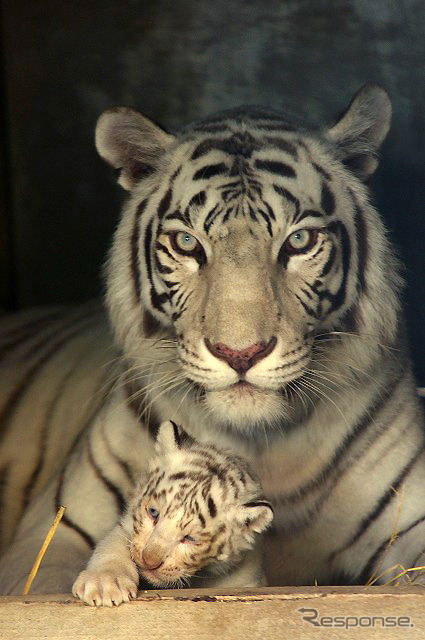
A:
[0, 84, 424, 594]
[72, 420, 273, 606]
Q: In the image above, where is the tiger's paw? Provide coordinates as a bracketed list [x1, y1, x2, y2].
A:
[72, 569, 138, 607]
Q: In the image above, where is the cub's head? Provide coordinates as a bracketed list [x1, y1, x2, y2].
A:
[97, 85, 401, 432]
[129, 421, 273, 586]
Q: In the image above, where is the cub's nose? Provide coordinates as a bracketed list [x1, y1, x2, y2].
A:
[141, 549, 164, 571]
[205, 337, 277, 375]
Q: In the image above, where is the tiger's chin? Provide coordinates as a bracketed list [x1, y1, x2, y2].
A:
[203, 382, 295, 433]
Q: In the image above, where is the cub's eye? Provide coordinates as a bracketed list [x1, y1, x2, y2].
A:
[168, 231, 206, 263]
[283, 229, 319, 256]
[182, 534, 196, 543]
[147, 506, 159, 522]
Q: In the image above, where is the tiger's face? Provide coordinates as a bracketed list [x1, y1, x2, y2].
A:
[129, 422, 273, 586]
[149, 147, 353, 428]
[98, 88, 399, 432]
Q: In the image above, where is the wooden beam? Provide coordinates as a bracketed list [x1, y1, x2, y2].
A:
[1, 587, 425, 639]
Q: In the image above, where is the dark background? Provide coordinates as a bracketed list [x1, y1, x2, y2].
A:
[1, 1, 424, 385]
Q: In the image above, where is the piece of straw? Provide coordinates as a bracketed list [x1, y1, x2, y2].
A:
[22, 505, 65, 595]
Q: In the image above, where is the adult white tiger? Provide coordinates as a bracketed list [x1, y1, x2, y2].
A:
[0, 84, 424, 594]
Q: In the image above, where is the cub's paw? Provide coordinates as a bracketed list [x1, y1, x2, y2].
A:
[72, 570, 138, 607]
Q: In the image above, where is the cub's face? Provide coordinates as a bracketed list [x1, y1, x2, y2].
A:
[130, 480, 271, 586]
[98, 87, 396, 432]
[128, 428, 273, 586]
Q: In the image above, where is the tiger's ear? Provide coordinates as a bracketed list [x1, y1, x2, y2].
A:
[155, 420, 193, 454]
[326, 84, 391, 180]
[238, 500, 274, 534]
[95, 107, 175, 190]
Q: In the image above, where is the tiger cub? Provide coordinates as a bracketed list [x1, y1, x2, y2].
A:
[72, 420, 273, 606]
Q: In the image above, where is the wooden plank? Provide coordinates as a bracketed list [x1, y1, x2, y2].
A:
[1, 587, 425, 639]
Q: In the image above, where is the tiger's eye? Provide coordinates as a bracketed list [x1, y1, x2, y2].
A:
[170, 231, 199, 253]
[147, 506, 159, 522]
[284, 229, 319, 255]
[182, 534, 196, 543]
[168, 231, 207, 265]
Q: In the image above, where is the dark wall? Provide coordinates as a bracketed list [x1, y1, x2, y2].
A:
[1, 0, 424, 384]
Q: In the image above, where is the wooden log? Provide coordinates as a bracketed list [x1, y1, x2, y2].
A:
[1, 586, 425, 639]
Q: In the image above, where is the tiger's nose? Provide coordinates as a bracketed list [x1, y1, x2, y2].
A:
[205, 337, 277, 375]
[141, 550, 164, 570]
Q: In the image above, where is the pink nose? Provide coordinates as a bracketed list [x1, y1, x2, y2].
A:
[205, 337, 277, 375]
[141, 550, 164, 571]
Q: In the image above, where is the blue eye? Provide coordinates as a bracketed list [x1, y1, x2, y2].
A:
[176, 232, 197, 251]
[284, 229, 319, 255]
[169, 231, 203, 257]
[147, 506, 159, 521]
[182, 534, 195, 543]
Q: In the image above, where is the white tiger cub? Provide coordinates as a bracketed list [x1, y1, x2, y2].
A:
[72, 420, 273, 606]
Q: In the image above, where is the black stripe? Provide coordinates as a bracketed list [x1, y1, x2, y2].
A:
[326, 221, 351, 314]
[125, 384, 161, 440]
[319, 244, 337, 278]
[0, 311, 64, 361]
[294, 293, 318, 318]
[188, 190, 207, 208]
[359, 511, 425, 584]
[263, 201, 276, 221]
[264, 137, 298, 159]
[87, 435, 126, 515]
[273, 185, 300, 219]
[313, 162, 331, 181]
[192, 123, 231, 133]
[276, 373, 403, 505]
[0, 464, 9, 545]
[101, 426, 134, 484]
[21, 363, 81, 512]
[247, 204, 257, 222]
[295, 209, 323, 224]
[163, 211, 192, 226]
[130, 199, 148, 303]
[257, 209, 273, 236]
[350, 191, 368, 295]
[54, 444, 96, 549]
[155, 241, 178, 264]
[154, 256, 173, 275]
[207, 496, 217, 518]
[203, 204, 221, 234]
[60, 513, 95, 549]
[0, 312, 102, 442]
[169, 420, 181, 448]
[157, 188, 172, 219]
[191, 135, 256, 160]
[321, 181, 335, 215]
[255, 159, 296, 178]
[193, 163, 229, 180]
[244, 500, 274, 512]
[330, 443, 425, 560]
[255, 123, 297, 132]
[144, 219, 168, 312]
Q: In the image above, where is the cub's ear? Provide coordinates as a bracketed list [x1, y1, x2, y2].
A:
[239, 500, 274, 534]
[95, 107, 175, 190]
[155, 420, 193, 454]
[326, 84, 391, 180]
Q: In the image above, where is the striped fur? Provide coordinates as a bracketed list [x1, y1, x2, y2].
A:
[72, 421, 272, 605]
[0, 85, 424, 594]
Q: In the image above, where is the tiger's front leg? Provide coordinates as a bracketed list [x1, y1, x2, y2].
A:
[0, 393, 153, 595]
[72, 514, 139, 607]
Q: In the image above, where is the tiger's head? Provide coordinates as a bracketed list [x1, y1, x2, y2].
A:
[97, 86, 401, 433]
[130, 421, 273, 586]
